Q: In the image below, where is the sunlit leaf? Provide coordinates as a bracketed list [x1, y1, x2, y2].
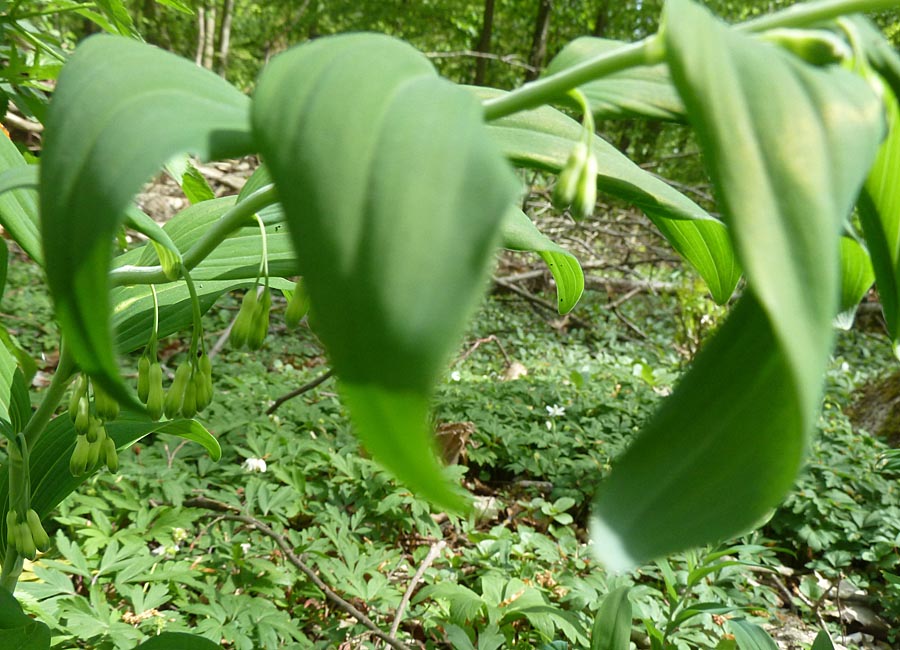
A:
[40, 35, 254, 405]
[858, 76, 900, 352]
[811, 630, 835, 650]
[728, 620, 779, 650]
[591, 0, 883, 570]
[253, 34, 519, 511]
[835, 236, 874, 330]
[545, 37, 684, 121]
[590, 586, 632, 650]
[501, 207, 584, 314]
[476, 87, 740, 304]
[0, 135, 41, 263]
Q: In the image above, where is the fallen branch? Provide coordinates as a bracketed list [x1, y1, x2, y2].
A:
[185, 496, 414, 650]
[386, 540, 446, 642]
[266, 368, 334, 415]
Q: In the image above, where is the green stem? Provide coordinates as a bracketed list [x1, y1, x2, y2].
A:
[482, 37, 657, 121]
[110, 184, 279, 287]
[0, 545, 22, 593]
[181, 269, 203, 358]
[481, 0, 900, 122]
[23, 345, 76, 451]
[736, 0, 900, 33]
[255, 213, 270, 283]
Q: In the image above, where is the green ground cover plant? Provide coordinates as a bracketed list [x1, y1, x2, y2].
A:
[2, 0, 900, 647]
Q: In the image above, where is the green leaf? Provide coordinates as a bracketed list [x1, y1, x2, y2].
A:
[132, 632, 222, 650]
[0, 588, 50, 650]
[476, 87, 740, 304]
[0, 135, 41, 263]
[835, 236, 874, 330]
[544, 37, 684, 121]
[0, 412, 219, 555]
[40, 35, 254, 406]
[131, 197, 298, 281]
[0, 238, 7, 307]
[591, 0, 883, 571]
[165, 155, 216, 204]
[112, 275, 293, 355]
[501, 207, 584, 314]
[811, 630, 835, 650]
[858, 76, 900, 351]
[728, 620, 778, 650]
[0, 333, 29, 441]
[590, 587, 632, 650]
[252, 34, 518, 511]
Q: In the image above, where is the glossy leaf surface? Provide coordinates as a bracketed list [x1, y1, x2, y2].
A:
[253, 34, 518, 510]
[545, 37, 684, 121]
[835, 236, 874, 330]
[729, 620, 779, 650]
[590, 586, 632, 650]
[0, 587, 50, 650]
[131, 632, 222, 650]
[501, 207, 584, 314]
[591, 0, 883, 570]
[477, 87, 740, 304]
[40, 35, 254, 404]
[0, 135, 41, 263]
[858, 75, 900, 350]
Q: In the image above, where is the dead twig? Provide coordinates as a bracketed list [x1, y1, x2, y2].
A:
[492, 277, 591, 329]
[185, 496, 414, 650]
[266, 368, 334, 415]
[386, 540, 446, 643]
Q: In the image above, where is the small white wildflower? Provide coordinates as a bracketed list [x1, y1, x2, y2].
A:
[172, 527, 188, 543]
[240, 542, 252, 555]
[152, 544, 179, 559]
[450, 370, 462, 382]
[546, 420, 553, 431]
[841, 361, 850, 373]
[546, 404, 565, 417]
[242, 457, 267, 473]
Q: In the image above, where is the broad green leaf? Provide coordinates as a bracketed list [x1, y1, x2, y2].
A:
[0, 588, 50, 650]
[835, 236, 874, 330]
[544, 37, 684, 121]
[0, 331, 28, 441]
[165, 154, 216, 204]
[858, 76, 900, 351]
[131, 632, 222, 650]
[112, 276, 293, 355]
[0, 413, 219, 556]
[252, 34, 519, 511]
[666, 0, 882, 405]
[592, 0, 883, 571]
[0, 238, 7, 306]
[131, 197, 298, 281]
[0, 135, 41, 263]
[124, 206, 182, 261]
[728, 620, 778, 650]
[40, 35, 254, 405]
[590, 586, 632, 650]
[811, 630, 835, 650]
[476, 87, 740, 304]
[501, 207, 584, 314]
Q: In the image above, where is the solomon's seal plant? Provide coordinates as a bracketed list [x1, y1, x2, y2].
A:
[0, 0, 897, 646]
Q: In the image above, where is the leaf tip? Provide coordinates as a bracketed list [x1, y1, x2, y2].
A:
[589, 513, 638, 574]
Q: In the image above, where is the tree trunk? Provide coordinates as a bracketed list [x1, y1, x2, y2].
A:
[592, 0, 610, 37]
[202, 4, 217, 70]
[195, 5, 206, 65]
[525, 0, 553, 82]
[473, 0, 496, 86]
[216, 0, 236, 76]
